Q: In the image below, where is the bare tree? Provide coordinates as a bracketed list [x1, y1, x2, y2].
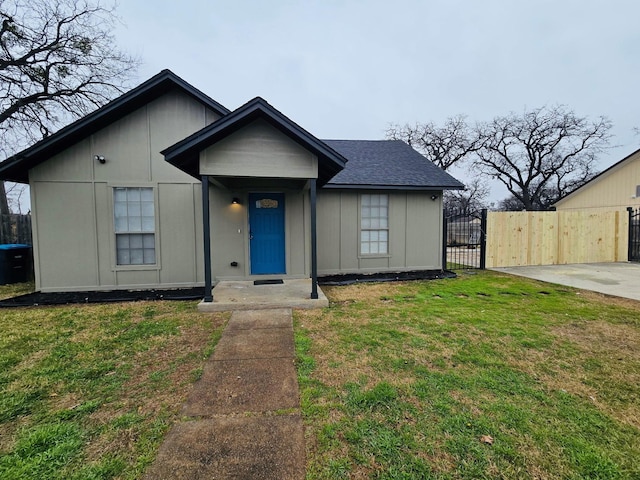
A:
[0, 0, 139, 213]
[473, 105, 611, 211]
[496, 195, 525, 211]
[444, 177, 490, 212]
[386, 115, 481, 170]
[3, 180, 26, 212]
[497, 186, 561, 211]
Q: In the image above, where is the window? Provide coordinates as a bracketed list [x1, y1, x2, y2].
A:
[113, 187, 156, 265]
[360, 194, 388, 255]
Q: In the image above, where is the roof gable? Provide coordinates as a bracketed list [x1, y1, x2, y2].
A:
[0, 69, 230, 183]
[162, 97, 347, 185]
[554, 146, 640, 207]
[323, 140, 464, 190]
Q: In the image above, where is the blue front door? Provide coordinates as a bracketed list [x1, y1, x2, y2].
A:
[249, 193, 286, 275]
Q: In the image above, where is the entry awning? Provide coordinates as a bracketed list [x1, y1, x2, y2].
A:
[161, 97, 348, 186]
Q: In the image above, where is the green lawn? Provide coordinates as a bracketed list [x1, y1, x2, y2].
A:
[295, 271, 640, 479]
[1, 272, 638, 479]
[0, 295, 228, 480]
[0, 282, 34, 300]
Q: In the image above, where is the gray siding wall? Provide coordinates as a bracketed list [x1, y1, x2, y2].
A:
[29, 90, 219, 292]
[208, 186, 310, 281]
[200, 119, 318, 179]
[316, 190, 443, 274]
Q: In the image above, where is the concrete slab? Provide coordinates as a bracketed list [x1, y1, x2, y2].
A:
[183, 357, 299, 416]
[198, 278, 329, 312]
[492, 262, 640, 302]
[143, 416, 305, 480]
[143, 308, 305, 479]
[226, 308, 293, 331]
[212, 327, 294, 360]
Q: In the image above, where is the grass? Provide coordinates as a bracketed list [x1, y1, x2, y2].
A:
[2, 272, 638, 479]
[0, 282, 34, 300]
[0, 292, 228, 480]
[295, 270, 640, 479]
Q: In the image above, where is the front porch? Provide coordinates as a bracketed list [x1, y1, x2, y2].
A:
[161, 97, 348, 307]
[197, 278, 329, 312]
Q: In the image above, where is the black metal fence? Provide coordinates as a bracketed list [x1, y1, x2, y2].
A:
[443, 208, 487, 270]
[0, 214, 32, 245]
[628, 207, 640, 262]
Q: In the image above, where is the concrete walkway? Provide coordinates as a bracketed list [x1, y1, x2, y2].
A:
[143, 308, 305, 479]
[492, 262, 640, 302]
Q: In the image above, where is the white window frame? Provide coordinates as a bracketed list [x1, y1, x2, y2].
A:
[112, 186, 157, 267]
[360, 193, 389, 256]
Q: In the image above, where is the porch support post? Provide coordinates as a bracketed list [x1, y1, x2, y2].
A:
[628, 207, 634, 262]
[202, 175, 213, 302]
[310, 178, 319, 299]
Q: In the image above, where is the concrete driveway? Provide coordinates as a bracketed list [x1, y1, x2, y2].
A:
[491, 262, 640, 302]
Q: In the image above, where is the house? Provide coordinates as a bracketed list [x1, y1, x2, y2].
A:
[0, 70, 463, 301]
[554, 147, 640, 212]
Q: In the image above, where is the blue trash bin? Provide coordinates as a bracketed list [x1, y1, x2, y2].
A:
[0, 244, 33, 285]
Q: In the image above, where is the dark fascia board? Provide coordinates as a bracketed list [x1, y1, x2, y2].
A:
[162, 97, 348, 184]
[322, 183, 465, 190]
[553, 146, 640, 206]
[0, 69, 230, 183]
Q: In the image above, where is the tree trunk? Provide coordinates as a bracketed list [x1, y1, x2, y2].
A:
[0, 182, 9, 215]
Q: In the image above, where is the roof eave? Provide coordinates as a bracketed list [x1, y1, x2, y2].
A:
[163, 98, 348, 182]
[0, 69, 230, 184]
[322, 183, 465, 190]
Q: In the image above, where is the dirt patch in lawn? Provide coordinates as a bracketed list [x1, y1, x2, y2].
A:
[84, 310, 228, 463]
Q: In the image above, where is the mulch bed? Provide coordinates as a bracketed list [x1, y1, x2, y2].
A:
[318, 269, 456, 286]
[0, 287, 205, 308]
[1, 270, 456, 307]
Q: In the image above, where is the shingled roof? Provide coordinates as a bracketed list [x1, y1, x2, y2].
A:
[0, 67, 463, 191]
[323, 140, 464, 190]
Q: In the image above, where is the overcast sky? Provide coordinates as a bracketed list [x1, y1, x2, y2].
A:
[114, 0, 640, 203]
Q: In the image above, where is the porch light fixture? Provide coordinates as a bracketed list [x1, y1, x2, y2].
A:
[430, 194, 439, 201]
[94, 155, 106, 164]
[231, 197, 241, 205]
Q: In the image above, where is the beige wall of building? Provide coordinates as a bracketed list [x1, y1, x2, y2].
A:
[200, 119, 318, 179]
[316, 190, 443, 275]
[29, 90, 220, 292]
[200, 119, 317, 281]
[26, 91, 447, 293]
[555, 149, 640, 212]
[207, 185, 310, 281]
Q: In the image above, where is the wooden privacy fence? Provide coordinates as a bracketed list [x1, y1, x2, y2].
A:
[485, 210, 628, 268]
[0, 214, 32, 245]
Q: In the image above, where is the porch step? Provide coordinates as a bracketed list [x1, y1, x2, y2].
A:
[198, 278, 328, 312]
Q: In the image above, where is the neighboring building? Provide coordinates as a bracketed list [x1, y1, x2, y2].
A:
[0, 70, 463, 299]
[554, 148, 640, 212]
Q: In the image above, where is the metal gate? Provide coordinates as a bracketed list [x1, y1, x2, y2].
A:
[628, 207, 640, 262]
[443, 208, 487, 270]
